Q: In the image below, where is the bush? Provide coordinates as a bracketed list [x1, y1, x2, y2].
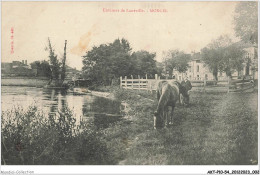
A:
[1, 106, 115, 165]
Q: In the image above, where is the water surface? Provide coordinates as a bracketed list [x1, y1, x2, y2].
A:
[1, 86, 125, 126]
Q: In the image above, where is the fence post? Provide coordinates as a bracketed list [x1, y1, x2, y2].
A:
[146, 74, 148, 91]
[155, 74, 158, 80]
[227, 77, 230, 93]
[138, 75, 140, 91]
[204, 78, 206, 92]
[125, 76, 127, 89]
[131, 75, 133, 90]
[120, 76, 122, 88]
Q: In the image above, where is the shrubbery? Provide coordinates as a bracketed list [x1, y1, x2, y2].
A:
[1, 106, 115, 165]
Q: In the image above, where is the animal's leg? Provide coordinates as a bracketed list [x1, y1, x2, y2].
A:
[164, 106, 168, 127]
[180, 94, 184, 105]
[169, 106, 175, 125]
[153, 115, 157, 129]
[163, 107, 169, 128]
[166, 106, 171, 126]
[164, 108, 167, 127]
[187, 92, 190, 105]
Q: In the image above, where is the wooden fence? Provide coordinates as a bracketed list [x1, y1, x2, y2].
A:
[120, 75, 255, 93]
[120, 75, 152, 90]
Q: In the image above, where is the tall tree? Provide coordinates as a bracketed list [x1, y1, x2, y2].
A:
[234, 2, 258, 44]
[61, 40, 67, 84]
[46, 38, 67, 86]
[131, 50, 157, 78]
[221, 43, 245, 77]
[47, 38, 61, 85]
[201, 35, 232, 80]
[82, 38, 133, 85]
[163, 50, 191, 78]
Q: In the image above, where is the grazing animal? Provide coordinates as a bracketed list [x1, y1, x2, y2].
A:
[154, 80, 189, 129]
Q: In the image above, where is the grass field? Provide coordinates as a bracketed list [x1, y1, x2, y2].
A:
[101, 87, 258, 165]
[2, 86, 258, 165]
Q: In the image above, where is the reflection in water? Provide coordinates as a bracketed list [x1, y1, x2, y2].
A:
[1, 86, 127, 127]
[94, 113, 123, 129]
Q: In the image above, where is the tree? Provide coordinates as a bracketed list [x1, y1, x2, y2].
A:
[163, 50, 191, 78]
[47, 38, 61, 85]
[82, 38, 133, 85]
[30, 60, 51, 78]
[61, 40, 67, 85]
[40, 61, 52, 78]
[234, 2, 258, 44]
[46, 38, 67, 86]
[82, 38, 160, 85]
[156, 62, 164, 78]
[30, 61, 41, 70]
[201, 35, 232, 80]
[201, 47, 221, 81]
[221, 43, 245, 77]
[131, 50, 157, 78]
[202, 35, 247, 79]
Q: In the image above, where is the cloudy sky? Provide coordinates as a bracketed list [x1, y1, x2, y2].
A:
[2, 1, 239, 70]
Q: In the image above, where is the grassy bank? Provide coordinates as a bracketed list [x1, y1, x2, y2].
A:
[99, 86, 258, 165]
[1, 86, 258, 165]
[1, 78, 49, 87]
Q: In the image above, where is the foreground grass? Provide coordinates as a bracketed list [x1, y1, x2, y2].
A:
[101, 87, 258, 165]
[1, 107, 117, 165]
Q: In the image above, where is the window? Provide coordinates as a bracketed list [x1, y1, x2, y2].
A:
[197, 65, 199, 72]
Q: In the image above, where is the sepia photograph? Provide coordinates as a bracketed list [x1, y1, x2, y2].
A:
[1, 1, 259, 174]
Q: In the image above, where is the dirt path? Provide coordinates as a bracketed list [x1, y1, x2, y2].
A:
[200, 92, 258, 164]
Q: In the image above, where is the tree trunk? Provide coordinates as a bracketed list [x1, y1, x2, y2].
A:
[213, 67, 218, 81]
[225, 68, 232, 77]
[61, 40, 67, 86]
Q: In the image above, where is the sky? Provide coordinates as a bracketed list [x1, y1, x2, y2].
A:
[2, 1, 239, 70]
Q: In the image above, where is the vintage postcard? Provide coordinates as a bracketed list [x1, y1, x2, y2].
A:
[1, 1, 259, 174]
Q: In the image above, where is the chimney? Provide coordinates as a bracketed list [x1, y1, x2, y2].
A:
[25, 60, 27, 65]
[22, 60, 24, 64]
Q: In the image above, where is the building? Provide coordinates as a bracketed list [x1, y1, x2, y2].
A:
[242, 46, 258, 79]
[2, 60, 82, 79]
[65, 66, 81, 80]
[1, 60, 35, 77]
[173, 46, 258, 81]
[173, 52, 215, 81]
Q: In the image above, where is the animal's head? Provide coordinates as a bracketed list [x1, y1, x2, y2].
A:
[177, 82, 189, 102]
[153, 111, 163, 129]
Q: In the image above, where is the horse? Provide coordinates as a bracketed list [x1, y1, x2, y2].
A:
[153, 80, 189, 129]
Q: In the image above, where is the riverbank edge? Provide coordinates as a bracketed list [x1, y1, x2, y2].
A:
[94, 86, 157, 164]
[1, 78, 49, 87]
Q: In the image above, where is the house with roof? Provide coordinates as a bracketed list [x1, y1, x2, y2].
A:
[173, 46, 258, 81]
[1, 60, 36, 77]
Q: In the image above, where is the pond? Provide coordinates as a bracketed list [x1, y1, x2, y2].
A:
[1, 86, 126, 127]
